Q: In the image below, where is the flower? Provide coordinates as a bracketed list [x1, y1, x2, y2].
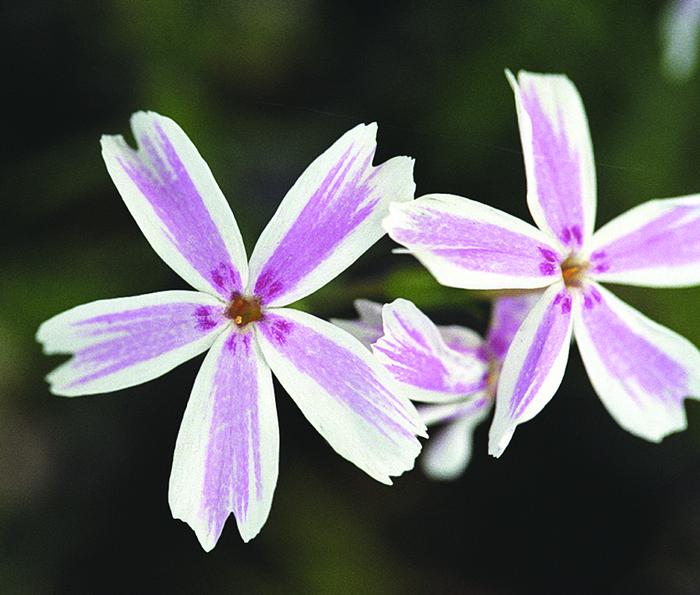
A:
[384, 70, 700, 457]
[333, 294, 536, 479]
[36, 112, 425, 549]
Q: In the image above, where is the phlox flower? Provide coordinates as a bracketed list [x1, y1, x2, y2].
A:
[334, 294, 536, 479]
[36, 112, 425, 549]
[384, 70, 700, 456]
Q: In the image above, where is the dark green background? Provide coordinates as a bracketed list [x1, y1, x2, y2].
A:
[3, 2, 700, 593]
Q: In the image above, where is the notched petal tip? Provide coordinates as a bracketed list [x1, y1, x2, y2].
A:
[487, 425, 514, 458]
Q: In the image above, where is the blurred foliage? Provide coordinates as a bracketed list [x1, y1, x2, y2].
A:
[3, 1, 700, 594]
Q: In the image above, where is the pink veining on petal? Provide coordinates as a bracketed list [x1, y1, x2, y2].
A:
[592, 205, 700, 277]
[259, 312, 416, 441]
[392, 208, 561, 280]
[117, 123, 242, 298]
[579, 286, 688, 407]
[253, 145, 379, 304]
[508, 288, 573, 418]
[66, 302, 226, 388]
[201, 332, 264, 538]
[521, 84, 584, 249]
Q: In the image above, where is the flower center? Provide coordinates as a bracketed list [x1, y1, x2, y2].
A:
[225, 294, 263, 327]
[560, 254, 589, 287]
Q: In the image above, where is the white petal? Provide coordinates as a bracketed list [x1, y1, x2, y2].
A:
[169, 329, 278, 550]
[508, 70, 597, 250]
[422, 409, 488, 481]
[36, 291, 227, 396]
[384, 194, 563, 290]
[372, 299, 488, 402]
[488, 283, 574, 457]
[101, 112, 248, 299]
[255, 308, 424, 484]
[574, 282, 700, 442]
[248, 124, 415, 306]
[330, 299, 384, 348]
[588, 194, 700, 287]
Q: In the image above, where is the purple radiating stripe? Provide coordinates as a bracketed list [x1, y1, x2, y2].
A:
[521, 84, 585, 248]
[486, 294, 539, 362]
[392, 208, 560, 279]
[579, 286, 687, 406]
[118, 122, 242, 297]
[391, 208, 561, 277]
[375, 312, 487, 394]
[253, 145, 379, 303]
[202, 332, 263, 536]
[508, 288, 572, 418]
[592, 205, 700, 276]
[259, 313, 415, 440]
[67, 302, 226, 388]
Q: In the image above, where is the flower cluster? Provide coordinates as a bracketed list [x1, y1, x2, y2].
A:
[37, 70, 700, 549]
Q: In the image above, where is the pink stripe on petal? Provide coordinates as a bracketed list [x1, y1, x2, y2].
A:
[256, 309, 424, 484]
[248, 124, 415, 307]
[486, 293, 541, 362]
[574, 283, 700, 442]
[101, 112, 248, 299]
[385, 194, 562, 290]
[169, 330, 278, 549]
[589, 195, 700, 287]
[373, 299, 488, 403]
[509, 70, 597, 249]
[37, 291, 227, 396]
[489, 283, 574, 456]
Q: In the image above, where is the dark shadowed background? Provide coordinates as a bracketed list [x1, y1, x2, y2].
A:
[3, 1, 700, 593]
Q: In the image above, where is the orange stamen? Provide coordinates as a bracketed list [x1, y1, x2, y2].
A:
[225, 294, 263, 327]
[560, 255, 588, 287]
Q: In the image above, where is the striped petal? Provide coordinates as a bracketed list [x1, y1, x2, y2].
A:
[574, 283, 700, 442]
[372, 299, 488, 402]
[256, 308, 424, 484]
[485, 293, 541, 362]
[101, 112, 248, 299]
[36, 291, 227, 396]
[169, 330, 278, 550]
[508, 70, 597, 250]
[588, 195, 700, 287]
[420, 398, 491, 481]
[330, 299, 384, 348]
[489, 283, 574, 457]
[248, 124, 415, 307]
[384, 194, 563, 290]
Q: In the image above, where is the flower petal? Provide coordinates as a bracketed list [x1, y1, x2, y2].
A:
[485, 293, 541, 362]
[256, 308, 424, 484]
[508, 70, 597, 250]
[372, 299, 488, 402]
[36, 291, 227, 396]
[436, 325, 484, 354]
[488, 283, 574, 457]
[248, 124, 415, 307]
[421, 400, 491, 481]
[101, 112, 248, 299]
[574, 283, 700, 442]
[330, 299, 384, 348]
[169, 330, 278, 550]
[384, 194, 563, 290]
[588, 195, 700, 287]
